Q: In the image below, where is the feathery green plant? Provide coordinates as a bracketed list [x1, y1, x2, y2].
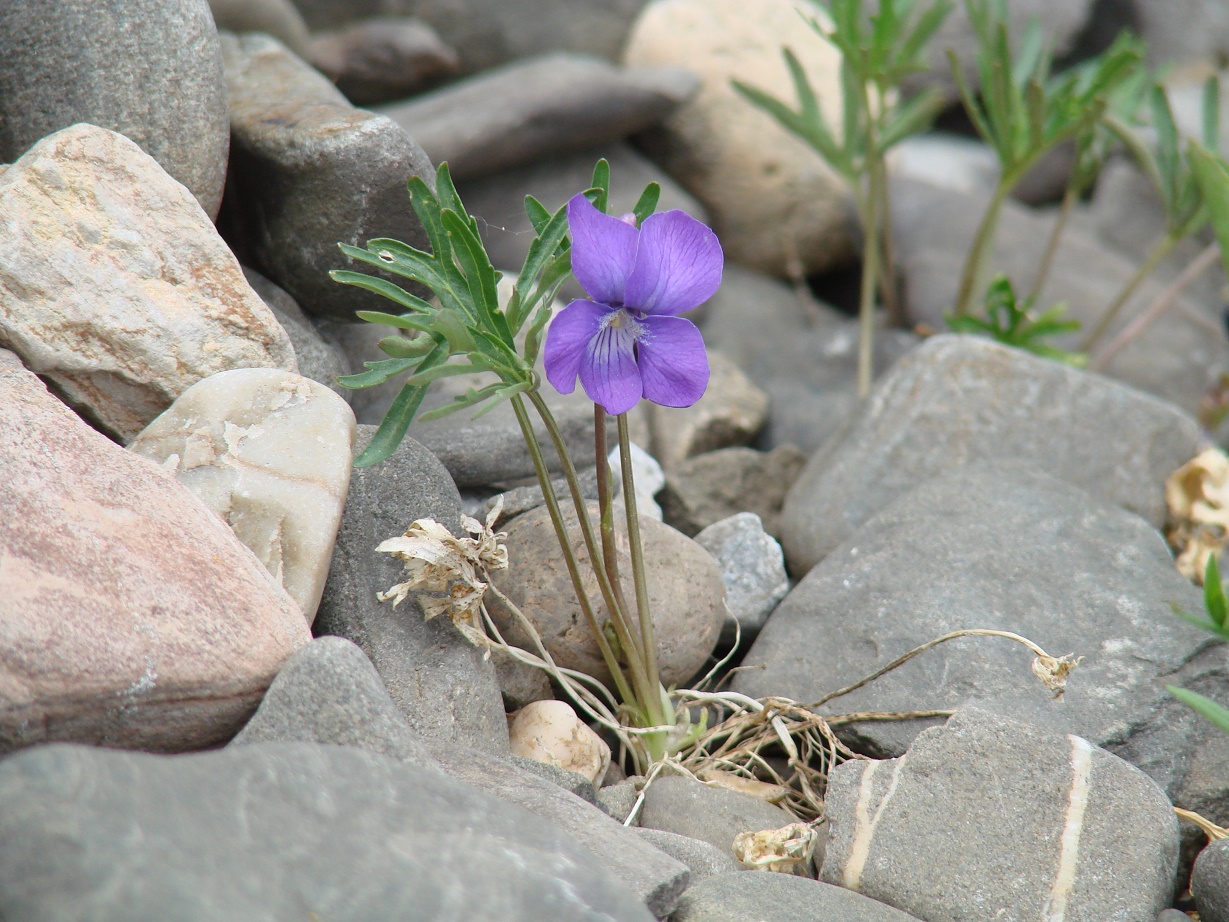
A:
[946, 275, 1085, 365]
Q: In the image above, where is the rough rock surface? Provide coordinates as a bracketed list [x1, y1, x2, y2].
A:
[1194, 837, 1229, 922]
[779, 335, 1204, 575]
[671, 873, 927, 922]
[637, 775, 797, 862]
[129, 369, 355, 623]
[0, 124, 296, 442]
[821, 709, 1178, 922]
[0, 0, 230, 217]
[694, 512, 790, 644]
[0, 742, 655, 921]
[307, 16, 458, 104]
[0, 349, 309, 754]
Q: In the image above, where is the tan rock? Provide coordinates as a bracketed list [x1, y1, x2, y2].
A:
[0, 349, 310, 754]
[486, 501, 726, 691]
[508, 699, 611, 786]
[128, 369, 356, 623]
[648, 351, 769, 470]
[0, 124, 297, 442]
[624, 0, 855, 276]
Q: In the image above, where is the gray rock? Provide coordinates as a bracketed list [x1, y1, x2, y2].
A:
[314, 318, 410, 423]
[1195, 838, 1229, 922]
[632, 829, 739, 882]
[430, 744, 689, 918]
[0, 741, 654, 922]
[779, 335, 1204, 575]
[220, 33, 434, 321]
[740, 462, 1224, 799]
[509, 753, 600, 806]
[1130, 0, 1229, 67]
[600, 778, 642, 824]
[749, 322, 920, 455]
[820, 709, 1179, 922]
[1169, 719, 1229, 895]
[210, 0, 311, 56]
[307, 17, 458, 105]
[456, 142, 708, 305]
[1157, 910, 1195, 922]
[230, 636, 438, 769]
[671, 872, 927, 922]
[0, 0, 229, 218]
[891, 178, 1229, 415]
[638, 775, 796, 863]
[659, 445, 807, 540]
[888, 132, 1000, 197]
[313, 426, 510, 754]
[695, 513, 789, 645]
[244, 268, 350, 400]
[378, 53, 696, 181]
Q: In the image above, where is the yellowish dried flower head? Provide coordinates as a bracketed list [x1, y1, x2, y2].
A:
[1166, 448, 1229, 583]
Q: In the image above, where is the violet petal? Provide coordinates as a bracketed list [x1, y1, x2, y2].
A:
[624, 209, 723, 316]
[636, 315, 709, 408]
[543, 299, 609, 395]
[567, 193, 639, 306]
[579, 316, 642, 415]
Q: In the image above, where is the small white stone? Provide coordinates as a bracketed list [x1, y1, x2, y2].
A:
[507, 699, 611, 786]
[608, 441, 664, 521]
[128, 368, 356, 624]
[695, 512, 790, 643]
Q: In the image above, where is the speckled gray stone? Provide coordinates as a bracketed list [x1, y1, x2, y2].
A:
[670, 872, 926, 922]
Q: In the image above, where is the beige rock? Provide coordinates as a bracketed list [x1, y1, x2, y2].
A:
[649, 351, 769, 470]
[129, 369, 356, 624]
[486, 501, 726, 691]
[0, 349, 310, 754]
[508, 699, 611, 786]
[0, 124, 297, 442]
[624, 0, 855, 276]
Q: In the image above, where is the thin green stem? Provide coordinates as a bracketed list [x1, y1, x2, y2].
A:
[526, 390, 663, 725]
[617, 414, 663, 700]
[594, 405, 637, 646]
[509, 393, 635, 706]
[856, 80, 882, 399]
[952, 177, 1012, 319]
[1027, 182, 1077, 303]
[1080, 233, 1179, 351]
[876, 155, 901, 327]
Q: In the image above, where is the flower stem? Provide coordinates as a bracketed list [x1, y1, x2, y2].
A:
[1080, 232, 1179, 351]
[1027, 181, 1077, 303]
[855, 81, 883, 399]
[509, 393, 635, 706]
[617, 414, 664, 701]
[593, 406, 635, 627]
[952, 178, 1012, 320]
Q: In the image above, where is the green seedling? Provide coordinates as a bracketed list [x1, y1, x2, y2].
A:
[946, 275, 1086, 365]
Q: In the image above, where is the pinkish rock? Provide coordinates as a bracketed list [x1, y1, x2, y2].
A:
[0, 349, 311, 754]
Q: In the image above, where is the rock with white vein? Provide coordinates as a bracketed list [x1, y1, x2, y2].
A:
[129, 368, 356, 624]
[820, 708, 1178, 922]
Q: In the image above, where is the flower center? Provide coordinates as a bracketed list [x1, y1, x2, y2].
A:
[603, 308, 646, 340]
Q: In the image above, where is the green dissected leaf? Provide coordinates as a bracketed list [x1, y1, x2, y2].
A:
[377, 335, 436, 359]
[1188, 141, 1229, 279]
[839, 58, 863, 162]
[511, 199, 571, 331]
[346, 238, 470, 321]
[402, 359, 497, 388]
[1152, 86, 1181, 206]
[440, 208, 511, 345]
[1168, 686, 1229, 735]
[470, 380, 533, 419]
[1204, 75, 1221, 152]
[784, 46, 822, 126]
[949, 50, 997, 155]
[1011, 19, 1045, 88]
[590, 159, 611, 215]
[416, 382, 508, 422]
[732, 76, 844, 170]
[407, 174, 450, 263]
[355, 310, 435, 331]
[525, 195, 553, 236]
[898, 0, 953, 70]
[879, 87, 945, 149]
[632, 183, 661, 226]
[946, 275, 1085, 364]
[336, 356, 420, 389]
[329, 269, 436, 315]
[1171, 600, 1228, 639]
[352, 341, 448, 467]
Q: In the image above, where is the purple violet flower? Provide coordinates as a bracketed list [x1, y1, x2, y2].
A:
[543, 193, 723, 416]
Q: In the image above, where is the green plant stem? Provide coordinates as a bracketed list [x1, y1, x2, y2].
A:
[856, 82, 883, 399]
[616, 414, 663, 701]
[509, 393, 635, 706]
[592, 405, 632, 620]
[1080, 232, 1179, 351]
[876, 156, 902, 326]
[1028, 182, 1078, 303]
[952, 178, 1012, 319]
[525, 390, 667, 732]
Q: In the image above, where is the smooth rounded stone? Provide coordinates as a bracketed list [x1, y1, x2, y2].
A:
[887, 132, 1000, 197]
[378, 53, 696, 181]
[671, 872, 926, 922]
[647, 352, 768, 471]
[0, 349, 310, 754]
[313, 426, 510, 755]
[632, 829, 740, 883]
[624, 0, 855, 277]
[508, 700, 611, 786]
[1130, 0, 1229, 66]
[821, 709, 1179, 922]
[696, 265, 842, 369]
[486, 502, 726, 691]
[307, 17, 458, 105]
[600, 778, 641, 824]
[456, 142, 709, 304]
[1195, 838, 1229, 922]
[509, 753, 600, 807]
[739, 461, 1224, 797]
[243, 268, 350, 401]
[750, 322, 920, 455]
[210, 0, 311, 56]
[128, 369, 355, 623]
[694, 513, 789, 646]
[0, 0, 229, 218]
[637, 775, 797, 862]
[220, 33, 434, 322]
[609, 442, 666, 521]
[779, 334, 1204, 576]
[428, 744, 690, 917]
[0, 742, 655, 922]
[658, 445, 807, 540]
[0, 124, 297, 443]
[229, 636, 438, 768]
[891, 177, 1229, 415]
